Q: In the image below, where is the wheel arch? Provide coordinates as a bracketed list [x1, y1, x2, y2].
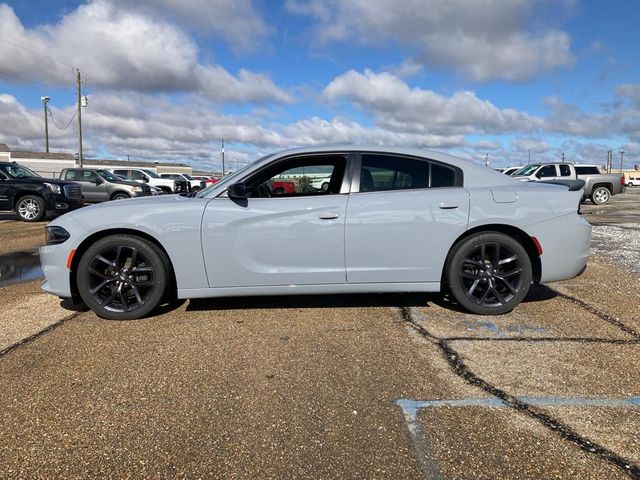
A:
[69, 228, 177, 304]
[591, 182, 612, 192]
[109, 190, 130, 200]
[442, 223, 542, 286]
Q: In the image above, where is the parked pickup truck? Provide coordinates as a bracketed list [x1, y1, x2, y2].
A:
[60, 168, 152, 203]
[513, 163, 625, 205]
[0, 161, 84, 221]
[110, 168, 188, 194]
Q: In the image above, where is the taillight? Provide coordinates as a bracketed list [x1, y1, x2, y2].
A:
[531, 236, 543, 255]
[621, 176, 625, 186]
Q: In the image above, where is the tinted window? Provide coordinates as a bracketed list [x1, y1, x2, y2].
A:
[559, 164, 572, 177]
[431, 163, 456, 187]
[360, 154, 428, 192]
[538, 165, 557, 178]
[575, 166, 600, 175]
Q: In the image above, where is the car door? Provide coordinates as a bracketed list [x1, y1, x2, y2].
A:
[345, 153, 470, 284]
[0, 171, 11, 210]
[536, 164, 560, 180]
[201, 154, 350, 287]
[66, 170, 103, 202]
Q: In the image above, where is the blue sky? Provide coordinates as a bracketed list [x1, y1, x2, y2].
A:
[1, 0, 639, 171]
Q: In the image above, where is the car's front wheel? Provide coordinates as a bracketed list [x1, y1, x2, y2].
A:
[445, 232, 532, 315]
[16, 195, 45, 222]
[76, 235, 170, 320]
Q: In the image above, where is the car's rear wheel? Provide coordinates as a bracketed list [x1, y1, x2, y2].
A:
[446, 232, 532, 315]
[16, 195, 45, 222]
[590, 186, 611, 205]
[76, 235, 170, 320]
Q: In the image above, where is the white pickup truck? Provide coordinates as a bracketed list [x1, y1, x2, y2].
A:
[109, 168, 188, 194]
[513, 163, 625, 205]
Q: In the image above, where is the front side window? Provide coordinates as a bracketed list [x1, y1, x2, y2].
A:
[246, 155, 346, 198]
[538, 165, 557, 178]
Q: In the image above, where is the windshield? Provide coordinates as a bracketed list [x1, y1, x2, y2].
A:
[182, 174, 193, 180]
[1, 164, 41, 179]
[195, 154, 272, 198]
[513, 165, 540, 176]
[141, 169, 160, 178]
[96, 169, 121, 182]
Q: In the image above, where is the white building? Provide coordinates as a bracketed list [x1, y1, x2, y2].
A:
[0, 143, 194, 178]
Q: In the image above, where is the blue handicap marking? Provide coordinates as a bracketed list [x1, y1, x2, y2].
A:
[396, 396, 640, 479]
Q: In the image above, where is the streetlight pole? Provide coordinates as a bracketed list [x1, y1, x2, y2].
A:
[484, 153, 489, 168]
[221, 139, 225, 176]
[41, 96, 50, 153]
[76, 69, 83, 167]
[619, 150, 625, 173]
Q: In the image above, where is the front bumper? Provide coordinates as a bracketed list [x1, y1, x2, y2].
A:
[45, 195, 85, 216]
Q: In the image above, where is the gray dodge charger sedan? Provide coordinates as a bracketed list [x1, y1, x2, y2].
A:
[40, 146, 592, 320]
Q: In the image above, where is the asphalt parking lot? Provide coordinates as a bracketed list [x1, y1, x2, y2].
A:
[0, 190, 639, 478]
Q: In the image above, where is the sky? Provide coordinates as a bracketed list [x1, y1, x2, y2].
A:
[0, 0, 639, 172]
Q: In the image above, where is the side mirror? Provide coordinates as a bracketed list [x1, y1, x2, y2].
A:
[142, 176, 149, 183]
[535, 171, 542, 178]
[94, 177, 104, 185]
[228, 182, 248, 199]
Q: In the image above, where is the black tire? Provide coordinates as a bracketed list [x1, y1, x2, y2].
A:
[76, 235, 171, 320]
[16, 195, 45, 222]
[159, 186, 172, 194]
[590, 186, 611, 205]
[445, 232, 532, 315]
[111, 192, 130, 201]
[321, 182, 330, 192]
[273, 187, 285, 195]
[190, 186, 200, 193]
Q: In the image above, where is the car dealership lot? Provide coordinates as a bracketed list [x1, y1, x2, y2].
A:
[0, 191, 639, 478]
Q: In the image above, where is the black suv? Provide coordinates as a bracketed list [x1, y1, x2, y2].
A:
[0, 161, 84, 221]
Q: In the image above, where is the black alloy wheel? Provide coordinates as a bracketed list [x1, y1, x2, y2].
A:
[446, 232, 532, 315]
[77, 235, 170, 320]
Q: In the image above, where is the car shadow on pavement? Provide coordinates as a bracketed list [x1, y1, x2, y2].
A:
[186, 285, 558, 313]
[187, 292, 434, 311]
[428, 283, 558, 314]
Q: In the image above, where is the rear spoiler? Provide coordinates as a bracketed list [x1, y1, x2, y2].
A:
[538, 179, 585, 191]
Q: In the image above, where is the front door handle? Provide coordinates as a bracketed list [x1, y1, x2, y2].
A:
[439, 203, 459, 209]
[318, 212, 339, 220]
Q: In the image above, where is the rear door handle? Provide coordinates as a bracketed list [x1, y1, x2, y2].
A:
[439, 203, 459, 209]
[318, 212, 339, 220]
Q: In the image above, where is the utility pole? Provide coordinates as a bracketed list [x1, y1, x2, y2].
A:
[127, 155, 131, 162]
[221, 139, 225, 176]
[41, 96, 50, 153]
[619, 150, 625, 173]
[484, 153, 489, 168]
[561, 152, 565, 162]
[528, 149, 531, 165]
[76, 69, 83, 167]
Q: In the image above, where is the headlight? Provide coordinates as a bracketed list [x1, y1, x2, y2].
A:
[44, 183, 61, 194]
[44, 226, 70, 245]
[132, 186, 142, 192]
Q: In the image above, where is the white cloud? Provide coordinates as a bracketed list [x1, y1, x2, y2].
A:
[324, 69, 545, 135]
[287, 0, 575, 82]
[107, 0, 270, 53]
[0, 2, 290, 103]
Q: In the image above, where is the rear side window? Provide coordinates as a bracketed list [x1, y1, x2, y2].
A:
[559, 164, 572, 177]
[575, 166, 600, 175]
[64, 170, 77, 180]
[359, 154, 459, 192]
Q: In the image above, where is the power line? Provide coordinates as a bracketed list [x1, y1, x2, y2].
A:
[0, 36, 75, 69]
[47, 107, 77, 130]
[0, 70, 75, 93]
